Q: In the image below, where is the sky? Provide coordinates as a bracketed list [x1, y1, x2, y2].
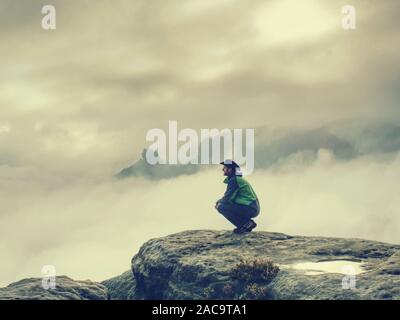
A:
[0, 0, 399, 286]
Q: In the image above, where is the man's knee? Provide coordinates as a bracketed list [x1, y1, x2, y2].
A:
[217, 203, 230, 215]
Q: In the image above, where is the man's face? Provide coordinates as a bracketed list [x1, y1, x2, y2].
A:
[222, 166, 232, 176]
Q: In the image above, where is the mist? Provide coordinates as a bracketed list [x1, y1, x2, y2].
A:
[1, 150, 399, 287]
[1, 0, 400, 288]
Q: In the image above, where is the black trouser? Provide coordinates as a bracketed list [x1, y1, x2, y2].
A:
[217, 202, 259, 228]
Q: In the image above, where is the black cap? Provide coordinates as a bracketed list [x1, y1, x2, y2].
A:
[220, 160, 240, 168]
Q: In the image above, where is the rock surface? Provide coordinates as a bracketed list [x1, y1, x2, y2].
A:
[1, 230, 399, 300]
[0, 276, 107, 300]
[101, 270, 137, 300]
[131, 230, 400, 300]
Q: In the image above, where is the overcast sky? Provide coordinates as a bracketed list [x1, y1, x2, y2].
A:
[0, 0, 399, 286]
[1, 0, 399, 178]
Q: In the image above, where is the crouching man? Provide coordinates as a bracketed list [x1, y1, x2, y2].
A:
[215, 160, 260, 234]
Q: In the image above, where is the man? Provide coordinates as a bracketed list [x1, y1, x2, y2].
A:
[215, 160, 260, 234]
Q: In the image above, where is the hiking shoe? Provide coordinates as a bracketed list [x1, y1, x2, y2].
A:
[233, 227, 242, 234]
[233, 220, 257, 234]
[243, 220, 257, 233]
[233, 226, 246, 234]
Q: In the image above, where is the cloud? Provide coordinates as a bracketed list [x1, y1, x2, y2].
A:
[1, 0, 400, 286]
[1, 153, 400, 286]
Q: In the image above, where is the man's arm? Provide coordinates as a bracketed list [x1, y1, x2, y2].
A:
[217, 177, 239, 205]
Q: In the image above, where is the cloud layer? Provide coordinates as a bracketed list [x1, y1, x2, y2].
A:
[1, 154, 399, 286]
[1, 0, 400, 286]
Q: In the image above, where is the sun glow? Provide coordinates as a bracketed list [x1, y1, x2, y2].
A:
[254, 0, 338, 46]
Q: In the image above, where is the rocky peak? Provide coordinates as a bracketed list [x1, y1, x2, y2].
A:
[131, 230, 400, 300]
[1, 230, 399, 300]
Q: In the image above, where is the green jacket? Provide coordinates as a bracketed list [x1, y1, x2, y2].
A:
[218, 175, 260, 210]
